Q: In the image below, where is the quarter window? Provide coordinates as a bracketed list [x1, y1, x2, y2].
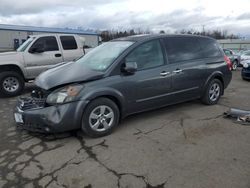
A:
[199, 38, 221, 58]
[125, 40, 164, 70]
[164, 37, 203, 63]
[60, 36, 78, 50]
[30, 36, 59, 52]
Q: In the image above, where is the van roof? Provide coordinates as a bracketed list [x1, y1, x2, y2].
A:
[113, 34, 215, 42]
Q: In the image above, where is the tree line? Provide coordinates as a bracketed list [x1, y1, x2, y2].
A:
[100, 29, 150, 42]
[99, 28, 238, 42]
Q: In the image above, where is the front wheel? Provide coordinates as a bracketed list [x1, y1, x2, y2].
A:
[0, 71, 24, 97]
[81, 98, 120, 137]
[201, 79, 223, 105]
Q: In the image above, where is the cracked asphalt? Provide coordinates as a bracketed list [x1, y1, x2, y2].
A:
[0, 70, 250, 188]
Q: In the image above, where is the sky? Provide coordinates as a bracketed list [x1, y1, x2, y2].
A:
[0, 0, 250, 36]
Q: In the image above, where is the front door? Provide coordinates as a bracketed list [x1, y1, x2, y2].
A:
[121, 39, 173, 113]
[24, 36, 63, 78]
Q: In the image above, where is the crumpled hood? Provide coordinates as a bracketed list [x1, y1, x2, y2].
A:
[35, 62, 104, 90]
[0, 51, 22, 62]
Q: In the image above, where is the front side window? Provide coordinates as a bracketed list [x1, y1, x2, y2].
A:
[164, 37, 203, 63]
[125, 40, 164, 70]
[76, 41, 134, 72]
[60, 36, 77, 50]
[30, 36, 59, 52]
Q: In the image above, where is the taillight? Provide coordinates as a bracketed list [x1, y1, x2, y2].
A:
[224, 56, 232, 71]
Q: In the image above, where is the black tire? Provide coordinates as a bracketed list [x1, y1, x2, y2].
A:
[0, 71, 25, 97]
[201, 79, 223, 105]
[232, 60, 238, 71]
[81, 97, 120, 137]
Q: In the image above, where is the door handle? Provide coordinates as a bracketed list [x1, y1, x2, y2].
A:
[55, 53, 62, 57]
[173, 69, 183, 73]
[160, 71, 170, 76]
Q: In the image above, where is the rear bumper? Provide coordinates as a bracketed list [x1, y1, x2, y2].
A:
[14, 98, 89, 133]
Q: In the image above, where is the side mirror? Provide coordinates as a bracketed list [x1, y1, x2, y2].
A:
[122, 61, 137, 74]
[29, 43, 45, 53]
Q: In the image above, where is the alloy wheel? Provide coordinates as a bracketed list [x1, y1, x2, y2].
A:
[89, 105, 114, 132]
[209, 83, 220, 102]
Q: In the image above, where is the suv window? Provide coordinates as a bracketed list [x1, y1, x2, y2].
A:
[199, 38, 221, 58]
[31, 36, 59, 51]
[125, 40, 164, 70]
[60, 36, 77, 50]
[164, 37, 203, 63]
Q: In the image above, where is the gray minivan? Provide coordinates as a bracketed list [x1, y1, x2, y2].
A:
[14, 34, 232, 137]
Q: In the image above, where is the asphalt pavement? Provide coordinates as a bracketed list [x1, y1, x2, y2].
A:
[0, 70, 250, 188]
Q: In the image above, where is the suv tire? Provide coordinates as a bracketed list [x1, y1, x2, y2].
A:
[81, 98, 120, 137]
[0, 71, 24, 97]
[201, 79, 223, 105]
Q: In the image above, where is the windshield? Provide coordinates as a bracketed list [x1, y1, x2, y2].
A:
[76, 41, 134, 72]
[17, 37, 35, 52]
[242, 50, 250, 56]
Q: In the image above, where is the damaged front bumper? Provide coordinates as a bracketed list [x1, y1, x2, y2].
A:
[14, 97, 89, 133]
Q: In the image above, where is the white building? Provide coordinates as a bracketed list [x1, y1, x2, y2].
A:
[0, 24, 100, 52]
[217, 39, 250, 51]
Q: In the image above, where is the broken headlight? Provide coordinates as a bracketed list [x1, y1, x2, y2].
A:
[46, 84, 84, 104]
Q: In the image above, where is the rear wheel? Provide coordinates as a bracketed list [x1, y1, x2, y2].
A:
[81, 98, 120, 137]
[232, 60, 238, 70]
[201, 79, 223, 105]
[0, 71, 24, 97]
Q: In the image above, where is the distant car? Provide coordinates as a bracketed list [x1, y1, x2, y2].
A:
[240, 50, 250, 66]
[223, 49, 241, 70]
[241, 60, 250, 80]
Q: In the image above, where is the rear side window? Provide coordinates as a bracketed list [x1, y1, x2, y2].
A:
[164, 37, 203, 63]
[31, 36, 59, 51]
[125, 40, 164, 70]
[224, 49, 232, 56]
[60, 36, 77, 50]
[199, 38, 221, 58]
